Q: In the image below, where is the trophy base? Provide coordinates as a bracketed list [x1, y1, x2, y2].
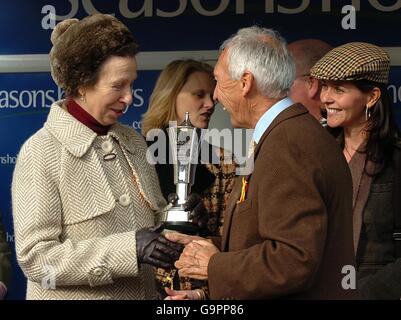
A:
[165, 221, 200, 235]
[163, 207, 200, 235]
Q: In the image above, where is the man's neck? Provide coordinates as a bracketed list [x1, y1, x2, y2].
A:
[250, 96, 283, 128]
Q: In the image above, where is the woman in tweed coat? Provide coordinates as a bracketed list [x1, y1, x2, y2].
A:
[141, 59, 236, 299]
[12, 14, 182, 300]
[311, 42, 401, 299]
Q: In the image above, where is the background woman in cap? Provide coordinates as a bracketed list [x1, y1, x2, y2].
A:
[142, 59, 236, 299]
[312, 42, 401, 299]
[12, 14, 182, 300]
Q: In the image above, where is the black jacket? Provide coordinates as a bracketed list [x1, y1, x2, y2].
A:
[357, 147, 401, 299]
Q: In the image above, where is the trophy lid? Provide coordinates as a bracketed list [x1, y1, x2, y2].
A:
[179, 112, 194, 127]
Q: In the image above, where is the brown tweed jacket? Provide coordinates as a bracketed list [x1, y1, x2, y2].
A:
[208, 104, 358, 300]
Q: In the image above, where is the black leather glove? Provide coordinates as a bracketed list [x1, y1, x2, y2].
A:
[183, 193, 210, 232]
[136, 223, 183, 269]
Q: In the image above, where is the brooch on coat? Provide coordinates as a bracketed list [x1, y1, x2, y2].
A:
[237, 177, 249, 204]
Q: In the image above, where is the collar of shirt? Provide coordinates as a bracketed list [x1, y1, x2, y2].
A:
[253, 97, 294, 144]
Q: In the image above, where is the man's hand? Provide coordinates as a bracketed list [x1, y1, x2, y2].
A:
[136, 223, 183, 269]
[175, 239, 219, 280]
[164, 231, 208, 246]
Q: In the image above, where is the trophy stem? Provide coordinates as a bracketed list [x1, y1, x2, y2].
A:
[176, 183, 190, 205]
[162, 113, 201, 235]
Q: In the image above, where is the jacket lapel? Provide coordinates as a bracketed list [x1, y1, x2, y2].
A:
[45, 101, 116, 222]
[45, 100, 97, 157]
[109, 124, 166, 212]
[254, 103, 308, 156]
[221, 103, 308, 251]
[46, 101, 165, 214]
[221, 176, 243, 251]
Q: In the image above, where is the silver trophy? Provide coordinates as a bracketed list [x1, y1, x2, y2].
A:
[162, 112, 201, 234]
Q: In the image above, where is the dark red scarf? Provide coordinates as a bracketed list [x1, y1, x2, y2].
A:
[67, 98, 110, 135]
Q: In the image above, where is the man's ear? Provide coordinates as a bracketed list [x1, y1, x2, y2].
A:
[241, 72, 254, 97]
[307, 77, 320, 99]
[367, 87, 381, 108]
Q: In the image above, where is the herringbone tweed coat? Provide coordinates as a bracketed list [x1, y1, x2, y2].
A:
[12, 101, 166, 300]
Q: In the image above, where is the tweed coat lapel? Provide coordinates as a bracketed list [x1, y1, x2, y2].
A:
[45, 102, 116, 223]
[109, 125, 166, 211]
[45, 101, 165, 222]
[45, 100, 97, 157]
[220, 103, 308, 251]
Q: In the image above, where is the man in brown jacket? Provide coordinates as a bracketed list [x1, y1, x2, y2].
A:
[166, 26, 357, 300]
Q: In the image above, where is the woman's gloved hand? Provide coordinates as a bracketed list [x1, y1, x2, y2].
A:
[136, 223, 183, 269]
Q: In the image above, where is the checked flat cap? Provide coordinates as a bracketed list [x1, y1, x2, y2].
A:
[311, 42, 390, 84]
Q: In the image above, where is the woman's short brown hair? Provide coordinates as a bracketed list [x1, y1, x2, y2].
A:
[49, 14, 139, 96]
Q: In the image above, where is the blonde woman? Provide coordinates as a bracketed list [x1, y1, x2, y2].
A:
[142, 59, 236, 299]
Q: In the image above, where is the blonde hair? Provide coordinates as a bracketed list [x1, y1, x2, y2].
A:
[141, 59, 214, 136]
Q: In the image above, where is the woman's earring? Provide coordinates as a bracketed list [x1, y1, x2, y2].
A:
[80, 94, 86, 103]
[365, 106, 371, 120]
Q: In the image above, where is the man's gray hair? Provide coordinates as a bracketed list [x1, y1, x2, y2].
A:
[221, 26, 295, 99]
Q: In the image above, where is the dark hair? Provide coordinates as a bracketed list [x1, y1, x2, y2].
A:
[330, 80, 401, 175]
[50, 14, 139, 96]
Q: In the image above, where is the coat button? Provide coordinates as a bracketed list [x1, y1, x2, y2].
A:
[93, 267, 103, 276]
[103, 153, 117, 161]
[101, 141, 113, 153]
[119, 194, 131, 207]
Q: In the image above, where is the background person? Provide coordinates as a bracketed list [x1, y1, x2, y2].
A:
[312, 42, 401, 299]
[288, 39, 332, 125]
[141, 59, 236, 299]
[12, 14, 182, 300]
